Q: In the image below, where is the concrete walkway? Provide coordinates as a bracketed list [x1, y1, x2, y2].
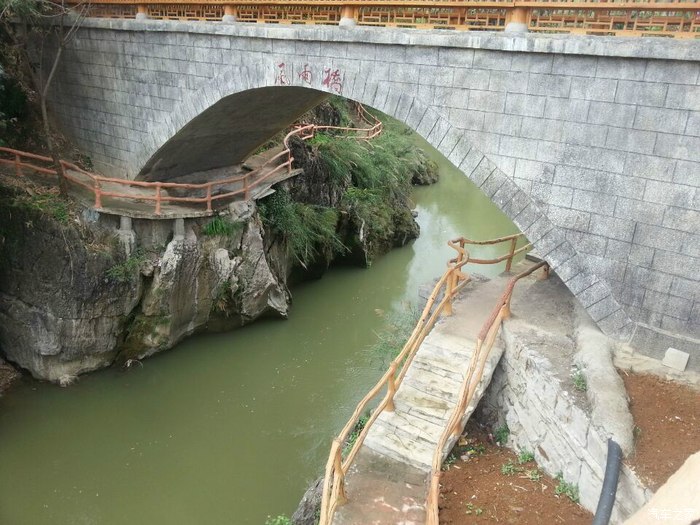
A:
[66, 146, 301, 219]
[333, 271, 520, 525]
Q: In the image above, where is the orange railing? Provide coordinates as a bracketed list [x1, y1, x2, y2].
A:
[0, 104, 381, 217]
[75, 1, 700, 38]
[318, 232, 534, 525]
[425, 259, 549, 525]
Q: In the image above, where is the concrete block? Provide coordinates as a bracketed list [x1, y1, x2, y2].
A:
[587, 295, 620, 323]
[543, 97, 590, 122]
[562, 144, 625, 173]
[480, 170, 507, 198]
[645, 61, 700, 84]
[488, 70, 529, 93]
[513, 203, 542, 231]
[571, 189, 617, 215]
[623, 153, 676, 182]
[548, 206, 591, 231]
[634, 106, 688, 134]
[655, 134, 700, 163]
[467, 90, 506, 113]
[528, 73, 571, 98]
[588, 101, 636, 128]
[644, 179, 695, 209]
[447, 135, 473, 168]
[437, 47, 473, 67]
[483, 112, 522, 135]
[606, 127, 657, 155]
[662, 207, 700, 233]
[452, 68, 490, 90]
[613, 197, 664, 225]
[596, 58, 646, 80]
[504, 93, 546, 117]
[449, 108, 484, 131]
[615, 80, 667, 107]
[606, 239, 632, 261]
[685, 112, 700, 137]
[500, 189, 531, 219]
[510, 53, 553, 74]
[590, 214, 636, 242]
[473, 49, 512, 71]
[552, 55, 597, 77]
[531, 182, 573, 208]
[499, 136, 539, 161]
[666, 84, 700, 111]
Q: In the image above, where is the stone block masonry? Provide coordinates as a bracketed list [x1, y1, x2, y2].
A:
[47, 19, 699, 363]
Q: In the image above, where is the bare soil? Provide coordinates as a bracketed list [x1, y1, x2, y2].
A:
[0, 359, 20, 395]
[439, 421, 592, 524]
[622, 371, 700, 491]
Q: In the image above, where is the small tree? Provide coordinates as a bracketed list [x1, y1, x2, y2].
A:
[0, 0, 86, 195]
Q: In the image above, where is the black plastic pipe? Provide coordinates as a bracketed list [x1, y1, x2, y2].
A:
[593, 438, 623, 525]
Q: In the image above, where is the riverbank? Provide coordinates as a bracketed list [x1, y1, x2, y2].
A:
[0, 99, 438, 384]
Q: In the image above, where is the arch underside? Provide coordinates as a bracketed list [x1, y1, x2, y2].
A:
[133, 60, 636, 342]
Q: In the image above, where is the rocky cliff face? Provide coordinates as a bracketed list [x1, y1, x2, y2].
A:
[0, 185, 291, 383]
[0, 102, 436, 384]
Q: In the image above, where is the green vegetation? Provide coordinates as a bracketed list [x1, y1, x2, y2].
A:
[571, 366, 588, 392]
[202, 216, 243, 237]
[368, 304, 420, 366]
[501, 460, 518, 476]
[518, 450, 535, 464]
[13, 192, 69, 223]
[494, 424, 509, 445]
[343, 412, 370, 456]
[258, 188, 346, 268]
[555, 473, 580, 503]
[106, 249, 147, 282]
[526, 468, 542, 481]
[464, 502, 484, 516]
[264, 515, 292, 525]
[442, 451, 458, 471]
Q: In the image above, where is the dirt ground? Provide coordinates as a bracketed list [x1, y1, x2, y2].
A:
[0, 358, 20, 395]
[622, 371, 700, 491]
[439, 421, 592, 524]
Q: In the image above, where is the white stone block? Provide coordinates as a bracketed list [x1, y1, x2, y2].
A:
[662, 347, 689, 371]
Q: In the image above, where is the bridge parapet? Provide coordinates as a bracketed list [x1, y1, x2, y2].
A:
[72, 0, 700, 39]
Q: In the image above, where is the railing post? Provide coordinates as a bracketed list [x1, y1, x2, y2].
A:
[206, 183, 212, 212]
[339, 5, 358, 27]
[505, 4, 530, 33]
[333, 442, 348, 506]
[135, 4, 148, 19]
[540, 264, 551, 280]
[222, 4, 237, 23]
[444, 269, 455, 317]
[155, 183, 162, 215]
[506, 236, 517, 272]
[386, 362, 397, 412]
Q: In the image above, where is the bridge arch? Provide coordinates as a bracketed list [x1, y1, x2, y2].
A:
[133, 58, 635, 342]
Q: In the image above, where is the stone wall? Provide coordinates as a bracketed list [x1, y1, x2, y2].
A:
[480, 323, 653, 523]
[46, 20, 700, 361]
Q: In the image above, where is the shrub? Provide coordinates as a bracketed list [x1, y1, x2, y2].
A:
[202, 216, 243, 237]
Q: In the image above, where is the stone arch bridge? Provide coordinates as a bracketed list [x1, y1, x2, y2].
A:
[49, 19, 699, 365]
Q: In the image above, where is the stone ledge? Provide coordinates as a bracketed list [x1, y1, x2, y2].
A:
[76, 18, 700, 62]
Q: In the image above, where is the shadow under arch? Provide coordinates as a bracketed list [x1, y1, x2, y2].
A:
[132, 59, 635, 342]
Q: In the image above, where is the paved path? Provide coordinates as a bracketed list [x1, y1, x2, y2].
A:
[66, 146, 301, 219]
[333, 272, 518, 525]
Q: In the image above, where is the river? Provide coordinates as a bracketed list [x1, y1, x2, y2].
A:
[0, 136, 523, 524]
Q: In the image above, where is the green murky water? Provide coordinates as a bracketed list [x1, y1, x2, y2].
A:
[0, 136, 522, 525]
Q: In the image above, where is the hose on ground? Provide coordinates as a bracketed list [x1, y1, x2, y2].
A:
[592, 438, 623, 525]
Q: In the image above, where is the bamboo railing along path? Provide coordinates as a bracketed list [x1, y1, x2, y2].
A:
[319, 233, 550, 525]
[74, 0, 699, 39]
[0, 104, 382, 219]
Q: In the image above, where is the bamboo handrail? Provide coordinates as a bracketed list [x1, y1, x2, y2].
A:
[318, 233, 535, 525]
[425, 260, 548, 525]
[0, 105, 382, 217]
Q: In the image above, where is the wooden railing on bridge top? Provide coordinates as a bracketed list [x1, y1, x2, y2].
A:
[0, 104, 381, 217]
[72, 0, 699, 39]
[318, 233, 549, 525]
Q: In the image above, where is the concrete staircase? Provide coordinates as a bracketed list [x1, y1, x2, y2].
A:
[332, 274, 513, 525]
